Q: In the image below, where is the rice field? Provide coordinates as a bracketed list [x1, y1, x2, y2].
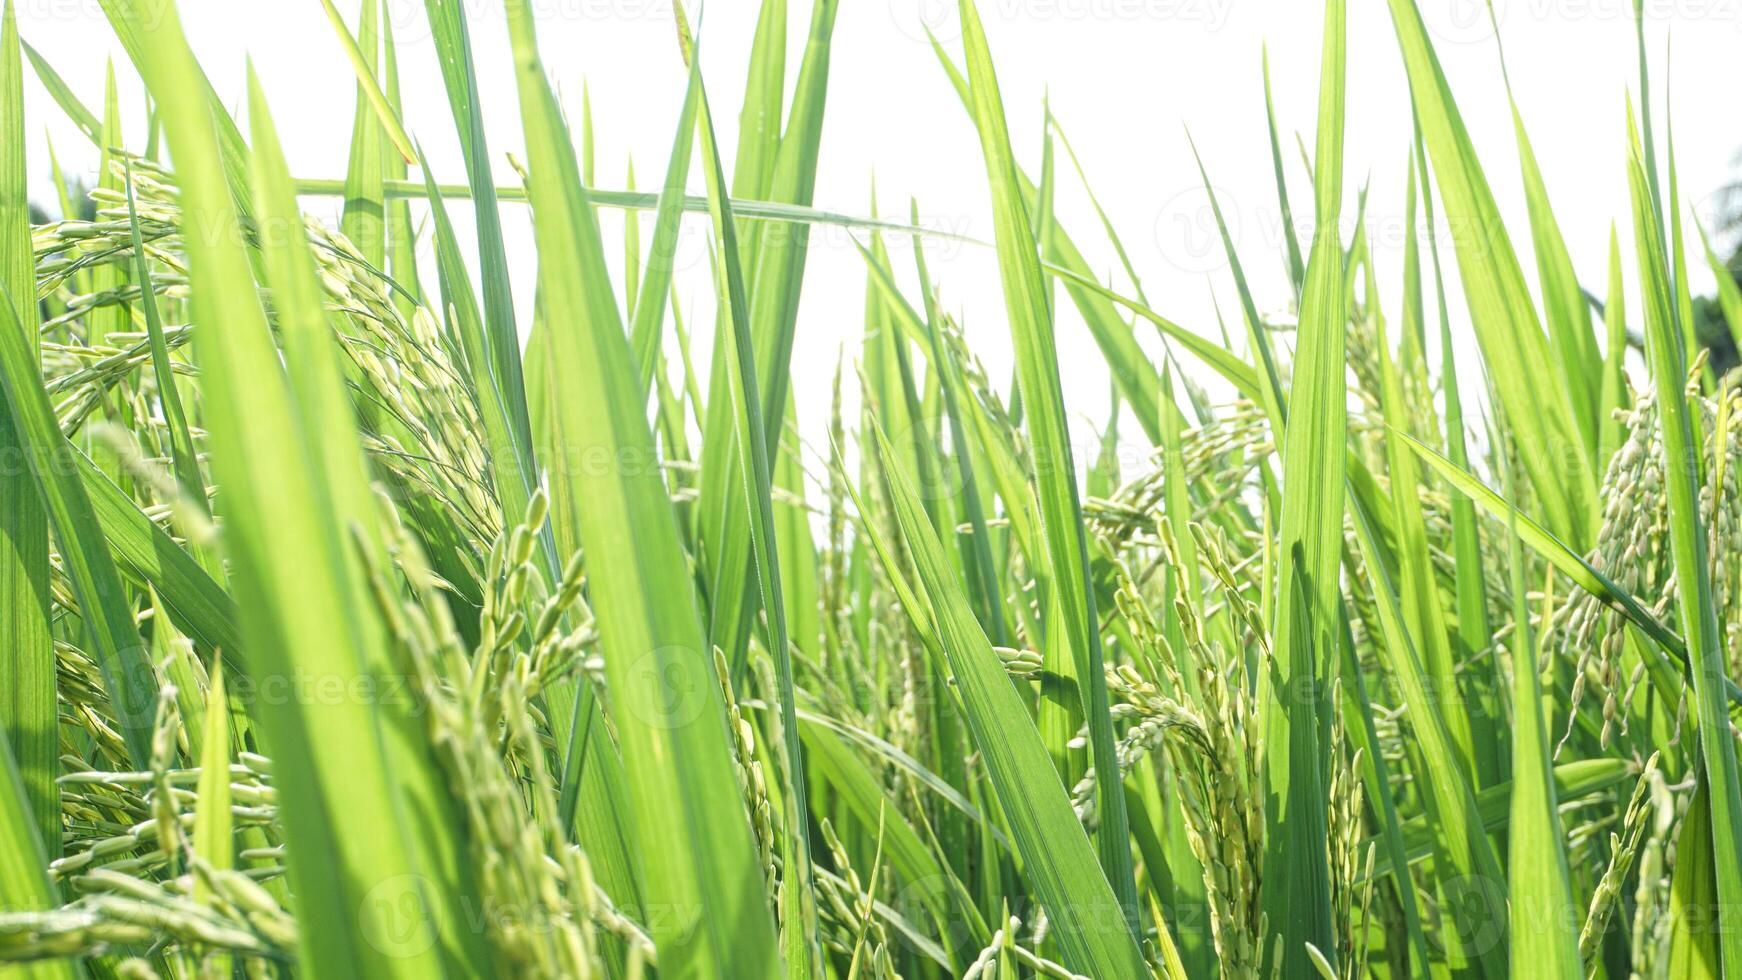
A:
[1, 0, 1739, 977]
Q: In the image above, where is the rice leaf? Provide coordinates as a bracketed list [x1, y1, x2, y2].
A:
[122, 161, 206, 530]
[1335, 615, 1432, 971]
[19, 38, 98, 144]
[191, 663, 233, 975]
[1625, 99, 1742, 975]
[732, 0, 787, 205]
[689, 50, 821, 974]
[931, 51, 1164, 442]
[911, 205, 1006, 645]
[1493, 38, 1602, 464]
[331, 0, 386, 266]
[1262, 45, 1306, 296]
[0, 0, 56, 856]
[96, 0, 252, 215]
[1186, 134, 1286, 435]
[0, 272, 157, 773]
[378, 7, 420, 320]
[247, 77, 496, 977]
[139, 6, 480, 972]
[1666, 777, 1721, 979]
[1420, 125, 1501, 791]
[696, 0, 840, 674]
[0, 36, 71, 919]
[1383, 0, 1596, 548]
[1348, 489, 1510, 976]
[1365, 759, 1635, 878]
[1399, 431, 1705, 676]
[500, 2, 782, 971]
[1499, 439, 1581, 979]
[317, 0, 415, 166]
[419, 0, 539, 526]
[954, 0, 1138, 925]
[1598, 224, 1632, 470]
[1377, 336, 1473, 776]
[1260, 1, 1344, 971]
[628, 57, 701, 399]
[870, 420, 1148, 977]
[0, 724, 74, 980]
[75, 451, 238, 659]
[1696, 219, 1742, 360]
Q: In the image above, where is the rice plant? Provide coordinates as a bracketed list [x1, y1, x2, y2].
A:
[0, 0, 1738, 977]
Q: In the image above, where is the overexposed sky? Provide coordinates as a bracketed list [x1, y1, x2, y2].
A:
[18, 0, 1742, 471]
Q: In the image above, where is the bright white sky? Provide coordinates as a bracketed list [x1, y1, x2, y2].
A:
[19, 0, 1742, 474]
